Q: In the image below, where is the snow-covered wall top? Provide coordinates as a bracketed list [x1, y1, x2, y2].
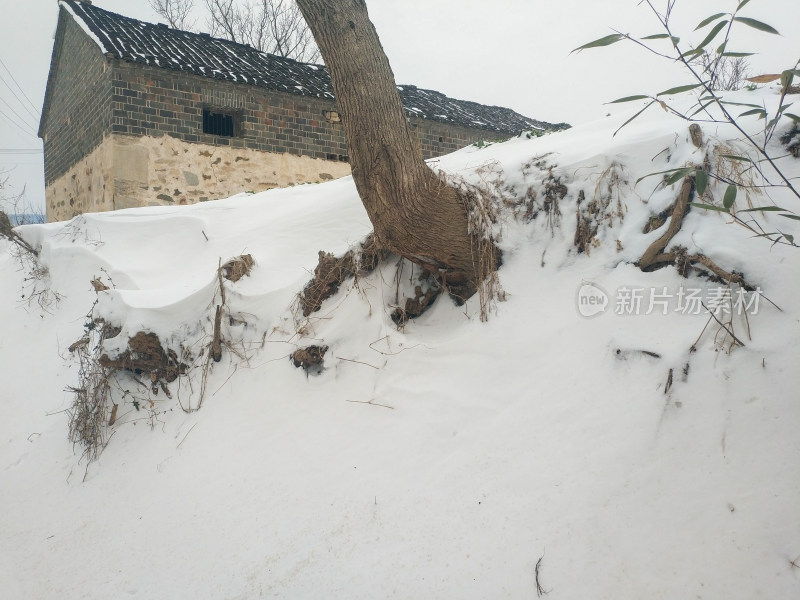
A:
[58, 0, 568, 135]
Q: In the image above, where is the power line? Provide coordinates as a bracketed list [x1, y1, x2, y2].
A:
[0, 149, 42, 154]
[0, 72, 40, 124]
[0, 107, 38, 138]
[0, 57, 40, 118]
[0, 94, 38, 133]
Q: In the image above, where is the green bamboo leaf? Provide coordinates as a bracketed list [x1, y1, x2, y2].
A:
[690, 202, 730, 213]
[695, 12, 727, 30]
[766, 116, 781, 130]
[721, 101, 765, 108]
[778, 103, 794, 113]
[737, 206, 788, 213]
[690, 99, 715, 117]
[571, 34, 625, 53]
[636, 166, 694, 185]
[695, 169, 708, 195]
[638, 34, 679, 45]
[784, 233, 795, 244]
[657, 83, 704, 96]
[721, 52, 755, 57]
[738, 108, 767, 118]
[784, 112, 800, 123]
[716, 40, 728, 55]
[781, 70, 795, 89]
[779, 214, 800, 221]
[664, 168, 694, 186]
[679, 48, 706, 60]
[720, 154, 753, 162]
[737, 0, 752, 10]
[613, 100, 655, 137]
[606, 95, 651, 104]
[733, 17, 779, 35]
[697, 20, 728, 50]
[723, 185, 737, 209]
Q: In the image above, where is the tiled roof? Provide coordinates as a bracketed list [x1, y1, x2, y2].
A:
[59, 0, 569, 135]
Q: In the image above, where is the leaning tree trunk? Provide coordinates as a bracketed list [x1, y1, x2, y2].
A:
[296, 0, 493, 296]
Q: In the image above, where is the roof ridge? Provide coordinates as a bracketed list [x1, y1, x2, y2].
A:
[59, 0, 318, 68]
[56, 0, 569, 135]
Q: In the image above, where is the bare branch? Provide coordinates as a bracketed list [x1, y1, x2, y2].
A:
[149, 0, 197, 31]
[202, 0, 319, 62]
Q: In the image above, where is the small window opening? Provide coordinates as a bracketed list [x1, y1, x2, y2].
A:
[203, 109, 235, 137]
[438, 137, 444, 142]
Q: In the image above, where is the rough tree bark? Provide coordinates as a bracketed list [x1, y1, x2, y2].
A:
[295, 0, 495, 296]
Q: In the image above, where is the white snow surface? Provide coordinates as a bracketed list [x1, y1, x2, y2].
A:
[2, 87, 799, 599]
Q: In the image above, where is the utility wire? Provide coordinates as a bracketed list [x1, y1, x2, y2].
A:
[0, 149, 42, 154]
[0, 94, 38, 133]
[0, 57, 40, 118]
[0, 73, 39, 121]
[0, 107, 38, 138]
[0, 72, 40, 124]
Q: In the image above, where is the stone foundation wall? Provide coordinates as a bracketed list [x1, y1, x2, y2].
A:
[46, 136, 115, 222]
[113, 132, 351, 209]
[46, 133, 352, 221]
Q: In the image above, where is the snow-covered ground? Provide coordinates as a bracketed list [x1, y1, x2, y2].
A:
[2, 87, 799, 599]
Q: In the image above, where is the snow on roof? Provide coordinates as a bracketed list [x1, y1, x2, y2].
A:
[58, 0, 568, 136]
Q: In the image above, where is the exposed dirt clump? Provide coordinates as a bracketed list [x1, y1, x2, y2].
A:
[300, 251, 355, 316]
[221, 254, 255, 282]
[642, 204, 675, 234]
[291, 345, 328, 372]
[299, 233, 390, 316]
[391, 279, 441, 326]
[781, 126, 800, 158]
[99, 332, 188, 383]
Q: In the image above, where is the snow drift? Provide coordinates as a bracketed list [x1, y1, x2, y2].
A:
[1, 86, 799, 599]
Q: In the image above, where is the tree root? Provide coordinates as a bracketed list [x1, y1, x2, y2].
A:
[637, 175, 751, 289]
[637, 176, 693, 270]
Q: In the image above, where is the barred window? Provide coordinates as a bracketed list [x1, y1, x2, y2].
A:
[202, 109, 235, 137]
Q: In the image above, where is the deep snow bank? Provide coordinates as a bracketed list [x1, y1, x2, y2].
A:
[1, 87, 799, 599]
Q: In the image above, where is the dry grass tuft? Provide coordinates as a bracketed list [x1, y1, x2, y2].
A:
[221, 254, 255, 282]
[575, 163, 628, 254]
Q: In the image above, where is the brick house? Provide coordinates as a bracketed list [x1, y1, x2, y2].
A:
[39, 0, 568, 222]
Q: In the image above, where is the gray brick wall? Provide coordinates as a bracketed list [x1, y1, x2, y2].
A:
[41, 13, 112, 185]
[109, 62, 503, 163]
[42, 13, 510, 188]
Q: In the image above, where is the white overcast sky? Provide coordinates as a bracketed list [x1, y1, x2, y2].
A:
[1, 0, 797, 213]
